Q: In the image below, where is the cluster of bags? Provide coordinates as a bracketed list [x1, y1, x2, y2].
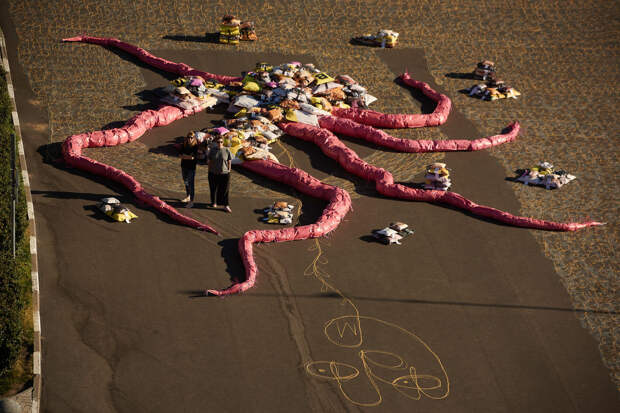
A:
[185, 122, 281, 164]
[224, 61, 378, 126]
[159, 76, 219, 110]
[262, 201, 295, 224]
[218, 15, 257, 44]
[97, 197, 138, 223]
[424, 162, 452, 191]
[467, 61, 521, 101]
[371, 222, 414, 245]
[516, 162, 576, 189]
[168, 60, 380, 163]
[351, 29, 399, 48]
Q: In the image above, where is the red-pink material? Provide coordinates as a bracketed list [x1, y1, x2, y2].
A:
[59, 36, 602, 299]
[62, 104, 219, 234]
[280, 122, 602, 231]
[207, 160, 352, 296]
[319, 116, 521, 152]
[330, 72, 451, 128]
[62, 35, 242, 85]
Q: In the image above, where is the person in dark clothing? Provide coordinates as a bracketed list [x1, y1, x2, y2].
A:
[180, 132, 198, 208]
[207, 137, 233, 212]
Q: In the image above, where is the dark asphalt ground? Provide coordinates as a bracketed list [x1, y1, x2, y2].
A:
[1, 1, 618, 412]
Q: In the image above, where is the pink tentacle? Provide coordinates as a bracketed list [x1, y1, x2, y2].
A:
[279, 122, 603, 231]
[62, 35, 242, 85]
[62, 104, 219, 234]
[207, 160, 352, 296]
[318, 116, 520, 152]
[330, 72, 451, 128]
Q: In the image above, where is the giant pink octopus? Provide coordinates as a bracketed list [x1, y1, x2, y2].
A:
[61, 36, 602, 296]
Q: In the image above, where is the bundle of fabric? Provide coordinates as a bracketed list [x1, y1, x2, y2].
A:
[97, 197, 138, 223]
[262, 201, 295, 224]
[219, 15, 241, 44]
[225, 116, 283, 147]
[240, 21, 257, 41]
[473, 60, 497, 81]
[466, 64, 520, 100]
[352, 29, 399, 48]
[236, 145, 279, 163]
[371, 222, 414, 245]
[516, 162, 576, 189]
[160, 80, 218, 110]
[424, 162, 451, 191]
[220, 60, 378, 120]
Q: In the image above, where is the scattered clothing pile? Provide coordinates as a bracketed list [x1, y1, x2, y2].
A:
[466, 61, 521, 101]
[473, 60, 497, 81]
[515, 162, 576, 189]
[352, 29, 399, 48]
[97, 197, 138, 223]
[424, 162, 451, 191]
[371, 222, 414, 245]
[262, 201, 295, 224]
[173, 60, 380, 164]
[219, 15, 256, 44]
[159, 76, 218, 110]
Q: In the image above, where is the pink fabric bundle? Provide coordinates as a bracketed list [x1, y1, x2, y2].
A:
[62, 35, 242, 85]
[207, 160, 352, 296]
[280, 122, 601, 231]
[62, 104, 219, 234]
[330, 72, 451, 128]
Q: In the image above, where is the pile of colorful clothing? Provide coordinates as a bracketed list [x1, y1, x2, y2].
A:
[515, 162, 576, 189]
[159, 76, 219, 110]
[219, 15, 257, 44]
[97, 197, 138, 223]
[262, 201, 295, 224]
[351, 29, 399, 48]
[466, 61, 521, 101]
[171, 60, 380, 163]
[424, 162, 451, 191]
[371, 222, 414, 245]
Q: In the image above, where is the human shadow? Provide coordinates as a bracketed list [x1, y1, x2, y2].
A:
[163, 33, 221, 44]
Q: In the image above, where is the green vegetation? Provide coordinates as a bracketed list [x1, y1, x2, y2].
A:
[0, 67, 33, 396]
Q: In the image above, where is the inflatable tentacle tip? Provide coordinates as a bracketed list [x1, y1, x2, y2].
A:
[206, 289, 222, 297]
[62, 36, 84, 42]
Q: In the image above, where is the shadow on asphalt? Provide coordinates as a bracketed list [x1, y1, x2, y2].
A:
[163, 33, 220, 44]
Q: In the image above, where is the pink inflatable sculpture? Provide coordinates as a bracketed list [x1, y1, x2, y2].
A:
[61, 36, 603, 296]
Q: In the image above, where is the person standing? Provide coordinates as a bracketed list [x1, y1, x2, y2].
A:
[180, 132, 198, 208]
[207, 136, 233, 212]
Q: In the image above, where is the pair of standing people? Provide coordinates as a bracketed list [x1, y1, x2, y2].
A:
[180, 132, 233, 212]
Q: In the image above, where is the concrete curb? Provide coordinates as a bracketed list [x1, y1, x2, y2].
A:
[0, 29, 41, 413]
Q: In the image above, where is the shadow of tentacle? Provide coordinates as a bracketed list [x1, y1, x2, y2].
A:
[63, 35, 242, 85]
